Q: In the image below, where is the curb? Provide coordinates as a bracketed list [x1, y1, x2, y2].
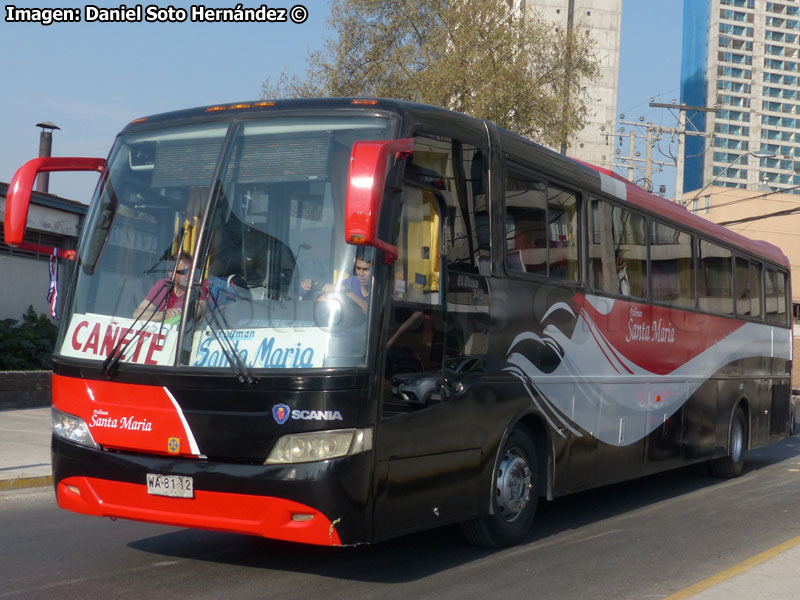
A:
[0, 475, 53, 491]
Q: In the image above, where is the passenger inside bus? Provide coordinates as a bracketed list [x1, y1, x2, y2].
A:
[300, 251, 372, 313]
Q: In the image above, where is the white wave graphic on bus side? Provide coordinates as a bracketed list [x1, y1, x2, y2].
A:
[504, 296, 790, 446]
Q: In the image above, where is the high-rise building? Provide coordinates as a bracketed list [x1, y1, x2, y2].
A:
[528, 0, 623, 167]
[681, 0, 800, 194]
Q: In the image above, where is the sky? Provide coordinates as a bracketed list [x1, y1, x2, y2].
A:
[0, 0, 684, 203]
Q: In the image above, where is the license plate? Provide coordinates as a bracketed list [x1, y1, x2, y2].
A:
[146, 473, 194, 498]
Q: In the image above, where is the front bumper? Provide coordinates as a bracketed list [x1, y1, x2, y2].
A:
[52, 436, 373, 546]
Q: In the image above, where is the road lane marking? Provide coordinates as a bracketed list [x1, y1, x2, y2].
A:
[663, 533, 800, 599]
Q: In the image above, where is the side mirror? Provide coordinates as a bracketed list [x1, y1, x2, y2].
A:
[5, 157, 106, 260]
[345, 138, 413, 265]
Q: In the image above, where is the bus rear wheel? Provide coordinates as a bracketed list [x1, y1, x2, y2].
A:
[709, 406, 747, 478]
[461, 427, 538, 548]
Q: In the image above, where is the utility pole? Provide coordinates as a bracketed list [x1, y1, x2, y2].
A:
[645, 125, 654, 188]
[648, 102, 716, 204]
[605, 120, 673, 192]
[627, 129, 636, 181]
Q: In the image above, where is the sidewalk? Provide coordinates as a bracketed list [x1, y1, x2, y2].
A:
[0, 407, 52, 490]
[0, 405, 798, 598]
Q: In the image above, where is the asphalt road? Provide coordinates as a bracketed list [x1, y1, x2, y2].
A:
[2, 438, 800, 600]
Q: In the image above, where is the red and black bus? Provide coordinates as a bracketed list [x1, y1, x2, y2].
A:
[4, 99, 792, 547]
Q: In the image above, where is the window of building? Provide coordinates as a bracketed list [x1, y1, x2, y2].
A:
[0, 229, 74, 262]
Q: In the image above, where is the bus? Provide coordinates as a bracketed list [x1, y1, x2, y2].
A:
[4, 98, 792, 548]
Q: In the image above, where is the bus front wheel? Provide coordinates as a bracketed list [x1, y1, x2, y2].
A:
[709, 405, 747, 478]
[461, 427, 539, 547]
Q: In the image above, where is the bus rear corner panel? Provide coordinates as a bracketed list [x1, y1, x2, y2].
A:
[51, 436, 376, 546]
[768, 381, 792, 440]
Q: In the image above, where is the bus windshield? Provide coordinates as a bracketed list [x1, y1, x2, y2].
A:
[60, 116, 393, 371]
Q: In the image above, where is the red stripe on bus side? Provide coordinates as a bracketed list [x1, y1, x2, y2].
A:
[576, 295, 744, 376]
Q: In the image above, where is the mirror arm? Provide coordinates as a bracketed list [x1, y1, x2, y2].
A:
[5, 157, 106, 261]
[345, 138, 414, 265]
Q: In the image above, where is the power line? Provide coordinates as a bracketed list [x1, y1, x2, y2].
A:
[648, 101, 716, 205]
[689, 183, 800, 213]
[718, 203, 800, 227]
[607, 120, 683, 191]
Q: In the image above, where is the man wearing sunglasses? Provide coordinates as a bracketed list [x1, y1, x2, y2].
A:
[134, 253, 208, 323]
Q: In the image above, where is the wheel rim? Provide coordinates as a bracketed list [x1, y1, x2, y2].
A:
[495, 447, 532, 523]
[731, 417, 744, 463]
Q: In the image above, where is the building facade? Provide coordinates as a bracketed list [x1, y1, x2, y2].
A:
[681, 0, 800, 194]
[527, 0, 623, 167]
[0, 183, 86, 321]
[683, 184, 800, 382]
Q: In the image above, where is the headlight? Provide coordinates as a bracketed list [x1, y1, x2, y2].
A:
[265, 428, 373, 464]
[52, 408, 99, 449]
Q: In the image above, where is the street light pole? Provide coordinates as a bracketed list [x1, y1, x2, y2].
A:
[683, 149, 776, 206]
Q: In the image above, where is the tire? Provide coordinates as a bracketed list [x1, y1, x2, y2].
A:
[461, 427, 539, 547]
[709, 406, 747, 478]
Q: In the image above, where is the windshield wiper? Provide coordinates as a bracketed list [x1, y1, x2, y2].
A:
[101, 275, 256, 384]
[198, 287, 256, 384]
[101, 280, 171, 376]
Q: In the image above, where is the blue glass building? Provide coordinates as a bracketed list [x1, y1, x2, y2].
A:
[680, 0, 800, 194]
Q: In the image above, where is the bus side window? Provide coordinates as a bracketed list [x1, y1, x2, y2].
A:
[734, 256, 751, 317]
[383, 183, 445, 413]
[651, 221, 695, 308]
[765, 267, 788, 326]
[750, 261, 762, 318]
[392, 186, 441, 305]
[383, 135, 465, 414]
[590, 199, 647, 298]
[504, 167, 547, 276]
[445, 143, 490, 372]
[546, 187, 579, 282]
[502, 171, 580, 281]
[441, 143, 489, 276]
[699, 240, 733, 315]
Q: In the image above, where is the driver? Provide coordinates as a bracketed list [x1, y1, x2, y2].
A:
[134, 253, 208, 323]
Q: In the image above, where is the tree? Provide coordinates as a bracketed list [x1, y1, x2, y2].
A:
[262, 0, 599, 149]
[0, 306, 58, 370]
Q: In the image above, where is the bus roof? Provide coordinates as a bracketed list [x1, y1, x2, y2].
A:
[577, 161, 789, 269]
[119, 97, 465, 134]
[120, 98, 789, 270]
